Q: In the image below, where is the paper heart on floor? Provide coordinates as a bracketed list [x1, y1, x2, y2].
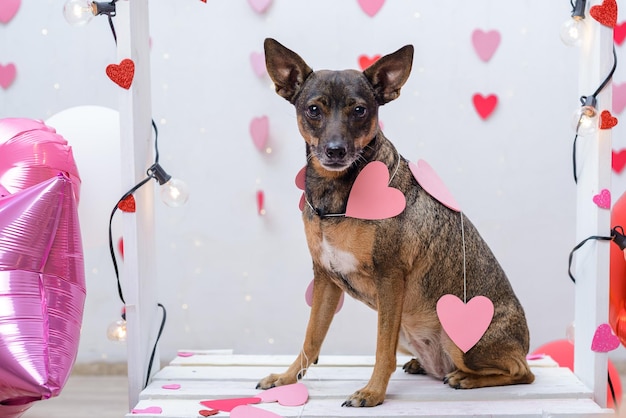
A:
[231, 405, 282, 418]
[600, 110, 618, 129]
[250, 116, 269, 151]
[250, 51, 267, 77]
[161, 384, 181, 390]
[0, 0, 20, 23]
[131, 406, 162, 414]
[357, 0, 385, 17]
[0, 63, 16, 89]
[306, 279, 344, 313]
[345, 161, 406, 220]
[613, 83, 626, 114]
[472, 94, 498, 120]
[358, 54, 380, 70]
[106, 59, 135, 89]
[201, 397, 261, 412]
[199, 410, 219, 417]
[471, 29, 501, 62]
[257, 382, 308, 406]
[591, 323, 620, 353]
[589, 0, 617, 28]
[409, 160, 460, 212]
[615, 21, 626, 46]
[613, 149, 626, 174]
[437, 294, 494, 353]
[593, 189, 611, 209]
[247, 0, 272, 13]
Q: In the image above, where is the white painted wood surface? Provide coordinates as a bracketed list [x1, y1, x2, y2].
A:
[126, 353, 613, 417]
[572, 0, 614, 408]
[115, 0, 160, 409]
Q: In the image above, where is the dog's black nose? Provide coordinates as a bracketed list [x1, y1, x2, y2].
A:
[325, 144, 347, 160]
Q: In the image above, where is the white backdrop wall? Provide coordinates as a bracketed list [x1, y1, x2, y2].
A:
[2, 0, 626, 365]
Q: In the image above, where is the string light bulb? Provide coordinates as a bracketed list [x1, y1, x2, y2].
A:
[148, 163, 190, 207]
[107, 318, 127, 341]
[63, 0, 116, 26]
[572, 96, 598, 136]
[560, 0, 587, 47]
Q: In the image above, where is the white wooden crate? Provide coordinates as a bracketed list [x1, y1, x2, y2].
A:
[126, 352, 614, 417]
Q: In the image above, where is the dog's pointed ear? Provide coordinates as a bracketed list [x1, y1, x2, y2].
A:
[264, 38, 313, 103]
[363, 45, 414, 105]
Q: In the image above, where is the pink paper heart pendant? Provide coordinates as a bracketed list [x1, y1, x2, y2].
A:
[0, 0, 21, 23]
[250, 52, 267, 77]
[614, 82, 626, 114]
[591, 323, 620, 352]
[409, 160, 460, 211]
[357, 0, 385, 17]
[0, 63, 17, 89]
[345, 161, 406, 220]
[247, 0, 272, 13]
[250, 116, 269, 151]
[437, 294, 494, 353]
[305, 279, 344, 313]
[471, 29, 501, 62]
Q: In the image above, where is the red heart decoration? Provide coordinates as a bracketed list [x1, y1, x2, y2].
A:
[106, 58, 135, 89]
[472, 94, 498, 120]
[200, 397, 261, 412]
[615, 21, 626, 45]
[613, 149, 626, 173]
[199, 410, 219, 417]
[592, 189, 611, 209]
[118, 195, 136, 212]
[590, 0, 618, 28]
[591, 323, 620, 352]
[600, 110, 618, 130]
[345, 161, 406, 220]
[358, 54, 380, 70]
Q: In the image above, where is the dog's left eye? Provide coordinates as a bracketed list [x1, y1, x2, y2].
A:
[306, 105, 321, 119]
[354, 106, 367, 118]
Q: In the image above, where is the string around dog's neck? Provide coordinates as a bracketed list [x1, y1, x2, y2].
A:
[305, 146, 401, 219]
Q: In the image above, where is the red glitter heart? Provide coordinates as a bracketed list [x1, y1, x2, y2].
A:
[118, 195, 136, 213]
[615, 21, 626, 45]
[106, 58, 135, 89]
[589, 0, 617, 28]
[199, 410, 218, 417]
[600, 110, 618, 130]
[472, 93, 498, 120]
[358, 54, 380, 70]
[612, 149, 626, 174]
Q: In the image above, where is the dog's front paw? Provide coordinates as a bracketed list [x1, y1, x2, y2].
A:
[444, 370, 478, 389]
[402, 358, 426, 375]
[256, 373, 297, 390]
[341, 388, 385, 407]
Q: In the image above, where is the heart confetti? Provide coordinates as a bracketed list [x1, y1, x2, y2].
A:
[0, 63, 17, 89]
[615, 21, 626, 46]
[357, 0, 385, 17]
[600, 110, 618, 129]
[231, 405, 282, 418]
[409, 160, 460, 212]
[590, 0, 618, 28]
[250, 51, 267, 77]
[199, 410, 219, 417]
[257, 190, 265, 215]
[118, 194, 136, 213]
[106, 58, 135, 89]
[345, 161, 406, 220]
[177, 351, 195, 357]
[358, 54, 381, 70]
[257, 382, 308, 406]
[0, 0, 20, 23]
[472, 93, 498, 120]
[471, 29, 501, 62]
[613, 149, 626, 174]
[201, 397, 261, 412]
[305, 279, 344, 313]
[591, 323, 620, 352]
[131, 406, 162, 414]
[250, 116, 269, 151]
[437, 294, 494, 353]
[247, 0, 272, 13]
[593, 189, 611, 209]
[613, 83, 626, 114]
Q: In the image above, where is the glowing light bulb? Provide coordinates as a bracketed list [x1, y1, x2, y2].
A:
[107, 319, 127, 342]
[160, 177, 190, 207]
[63, 0, 96, 25]
[572, 105, 598, 136]
[560, 17, 587, 47]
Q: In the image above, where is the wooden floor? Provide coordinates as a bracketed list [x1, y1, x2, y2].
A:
[119, 351, 615, 417]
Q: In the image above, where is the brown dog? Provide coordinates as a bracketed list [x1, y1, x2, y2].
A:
[257, 38, 534, 407]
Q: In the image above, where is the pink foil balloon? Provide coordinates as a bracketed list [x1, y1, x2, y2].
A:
[0, 118, 84, 418]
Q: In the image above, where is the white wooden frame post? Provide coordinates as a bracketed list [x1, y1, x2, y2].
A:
[115, 1, 160, 409]
[573, 1, 613, 408]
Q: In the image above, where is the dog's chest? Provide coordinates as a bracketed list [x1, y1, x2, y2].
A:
[319, 235, 359, 275]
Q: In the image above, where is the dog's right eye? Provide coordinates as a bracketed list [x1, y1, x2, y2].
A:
[306, 105, 321, 119]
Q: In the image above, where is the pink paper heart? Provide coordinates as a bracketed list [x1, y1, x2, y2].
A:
[177, 351, 195, 357]
[471, 29, 501, 62]
[0, 0, 21, 23]
[295, 167, 306, 211]
[247, 0, 272, 13]
[472, 93, 498, 120]
[257, 382, 308, 406]
[345, 161, 406, 220]
[250, 116, 269, 151]
[161, 384, 181, 390]
[201, 397, 261, 412]
[131, 406, 162, 414]
[250, 52, 267, 77]
[591, 323, 620, 352]
[613, 83, 626, 115]
[0, 63, 17, 89]
[357, 0, 385, 17]
[409, 160, 460, 212]
[305, 279, 344, 313]
[231, 405, 282, 418]
[436, 294, 494, 353]
[593, 189, 611, 209]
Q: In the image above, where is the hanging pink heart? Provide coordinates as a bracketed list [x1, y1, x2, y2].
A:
[615, 21, 626, 46]
[0, 63, 16, 89]
[409, 160, 460, 212]
[613, 149, 626, 174]
[593, 189, 611, 209]
[295, 166, 306, 211]
[250, 116, 269, 151]
[131, 406, 162, 414]
[200, 397, 261, 412]
[436, 295, 494, 353]
[471, 29, 501, 62]
[247, 0, 272, 13]
[613, 83, 626, 115]
[358, 54, 381, 70]
[257, 382, 308, 406]
[231, 405, 282, 418]
[472, 94, 498, 120]
[357, 0, 385, 17]
[257, 190, 265, 215]
[305, 279, 344, 313]
[250, 52, 267, 77]
[345, 161, 406, 220]
[591, 323, 620, 352]
[0, 0, 20, 23]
